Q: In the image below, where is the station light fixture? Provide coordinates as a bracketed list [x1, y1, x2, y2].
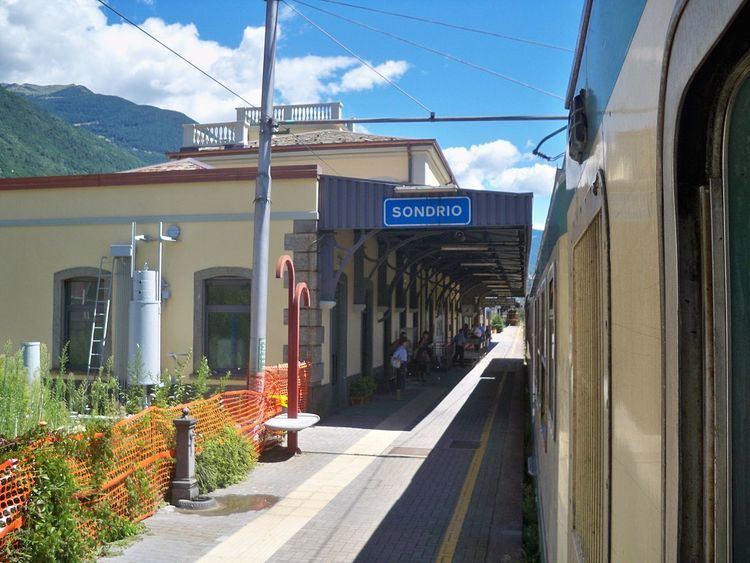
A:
[394, 184, 458, 194]
[460, 262, 496, 267]
[441, 245, 488, 251]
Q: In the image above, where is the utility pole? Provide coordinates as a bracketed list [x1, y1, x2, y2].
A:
[248, 0, 279, 392]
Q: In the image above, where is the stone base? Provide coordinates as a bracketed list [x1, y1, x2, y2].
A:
[307, 383, 332, 418]
[176, 496, 217, 510]
[171, 478, 199, 505]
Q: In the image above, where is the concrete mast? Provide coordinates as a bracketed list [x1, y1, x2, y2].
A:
[248, 0, 279, 391]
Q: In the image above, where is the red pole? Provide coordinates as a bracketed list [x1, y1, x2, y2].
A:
[288, 285, 299, 453]
[275, 255, 310, 455]
[288, 282, 310, 454]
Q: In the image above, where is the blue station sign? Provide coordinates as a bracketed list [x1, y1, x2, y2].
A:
[383, 196, 471, 228]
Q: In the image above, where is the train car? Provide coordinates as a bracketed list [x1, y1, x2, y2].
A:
[527, 1, 750, 561]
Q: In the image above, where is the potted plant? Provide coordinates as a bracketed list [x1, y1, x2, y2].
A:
[491, 313, 504, 333]
[349, 376, 376, 406]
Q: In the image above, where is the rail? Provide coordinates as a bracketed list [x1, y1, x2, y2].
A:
[238, 102, 343, 125]
[182, 121, 249, 148]
[181, 102, 350, 148]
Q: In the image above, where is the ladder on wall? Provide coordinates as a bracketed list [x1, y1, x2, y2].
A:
[87, 256, 113, 378]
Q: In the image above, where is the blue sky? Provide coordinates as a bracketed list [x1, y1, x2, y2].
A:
[0, 0, 583, 227]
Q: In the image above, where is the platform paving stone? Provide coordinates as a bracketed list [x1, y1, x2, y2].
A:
[102, 327, 525, 563]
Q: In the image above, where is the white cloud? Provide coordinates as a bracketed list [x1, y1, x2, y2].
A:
[278, 3, 296, 22]
[444, 139, 556, 195]
[329, 60, 409, 94]
[0, 0, 409, 123]
[275, 55, 354, 104]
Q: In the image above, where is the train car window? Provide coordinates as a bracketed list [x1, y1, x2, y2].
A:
[538, 284, 546, 427]
[547, 271, 556, 440]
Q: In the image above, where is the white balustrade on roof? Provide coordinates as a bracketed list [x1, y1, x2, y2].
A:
[181, 102, 349, 148]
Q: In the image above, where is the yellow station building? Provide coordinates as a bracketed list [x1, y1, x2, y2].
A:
[0, 103, 532, 414]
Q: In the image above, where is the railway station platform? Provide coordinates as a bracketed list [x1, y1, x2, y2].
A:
[103, 326, 526, 563]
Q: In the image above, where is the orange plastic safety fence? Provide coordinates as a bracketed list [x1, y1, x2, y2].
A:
[0, 362, 311, 557]
[0, 458, 34, 554]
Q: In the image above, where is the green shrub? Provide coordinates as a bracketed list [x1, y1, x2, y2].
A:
[491, 313, 505, 332]
[349, 376, 376, 397]
[89, 502, 143, 545]
[522, 481, 541, 562]
[8, 444, 91, 562]
[125, 467, 156, 520]
[196, 426, 258, 494]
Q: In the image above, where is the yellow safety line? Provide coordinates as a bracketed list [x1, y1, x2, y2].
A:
[436, 373, 507, 562]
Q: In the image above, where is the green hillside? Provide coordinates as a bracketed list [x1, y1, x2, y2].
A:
[0, 87, 144, 177]
[4, 83, 195, 165]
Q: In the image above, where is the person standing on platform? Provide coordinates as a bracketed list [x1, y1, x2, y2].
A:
[414, 331, 433, 382]
[391, 336, 409, 400]
[452, 325, 467, 367]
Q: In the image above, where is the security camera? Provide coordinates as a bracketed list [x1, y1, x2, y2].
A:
[454, 231, 465, 241]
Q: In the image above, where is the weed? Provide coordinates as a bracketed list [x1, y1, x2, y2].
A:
[191, 355, 210, 400]
[0, 343, 70, 437]
[8, 443, 91, 562]
[196, 426, 258, 494]
[125, 467, 156, 520]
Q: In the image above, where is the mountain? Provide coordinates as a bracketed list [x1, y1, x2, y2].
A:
[526, 229, 543, 291]
[529, 229, 543, 275]
[2, 83, 195, 165]
[0, 86, 145, 177]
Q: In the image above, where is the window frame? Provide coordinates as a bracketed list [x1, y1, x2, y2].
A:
[53, 267, 106, 371]
[193, 267, 252, 375]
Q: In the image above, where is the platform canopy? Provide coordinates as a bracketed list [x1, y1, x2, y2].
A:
[318, 176, 533, 306]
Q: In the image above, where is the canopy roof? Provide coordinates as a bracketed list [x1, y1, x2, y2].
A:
[319, 176, 532, 300]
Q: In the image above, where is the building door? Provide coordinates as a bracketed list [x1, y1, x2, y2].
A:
[330, 275, 348, 409]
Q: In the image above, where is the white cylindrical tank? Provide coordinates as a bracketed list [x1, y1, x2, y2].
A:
[21, 342, 41, 385]
[128, 265, 161, 386]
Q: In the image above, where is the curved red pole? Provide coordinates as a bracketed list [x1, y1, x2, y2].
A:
[275, 254, 295, 311]
[287, 281, 310, 454]
[257, 255, 295, 392]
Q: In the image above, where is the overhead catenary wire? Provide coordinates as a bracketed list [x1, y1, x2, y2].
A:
[532, 125, 567, 161]
[281, 0, 434, 115]
[289, 0, 564, 101]
[278, 114, 567, 125]
[94, 0, 344, 176]
[307, 0, 574, 53]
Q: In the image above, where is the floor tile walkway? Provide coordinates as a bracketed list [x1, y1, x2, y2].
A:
[103, 326, 526, 563]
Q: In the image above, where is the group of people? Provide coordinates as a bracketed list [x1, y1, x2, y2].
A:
[451, 322, 492, 367]
[388, 321, 492, 399]
[390, 330, 434, 400]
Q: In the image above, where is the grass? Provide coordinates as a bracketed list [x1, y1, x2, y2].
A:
[0, 341, 220, 439]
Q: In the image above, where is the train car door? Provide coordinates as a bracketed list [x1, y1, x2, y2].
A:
[723, 66, 750, 561]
